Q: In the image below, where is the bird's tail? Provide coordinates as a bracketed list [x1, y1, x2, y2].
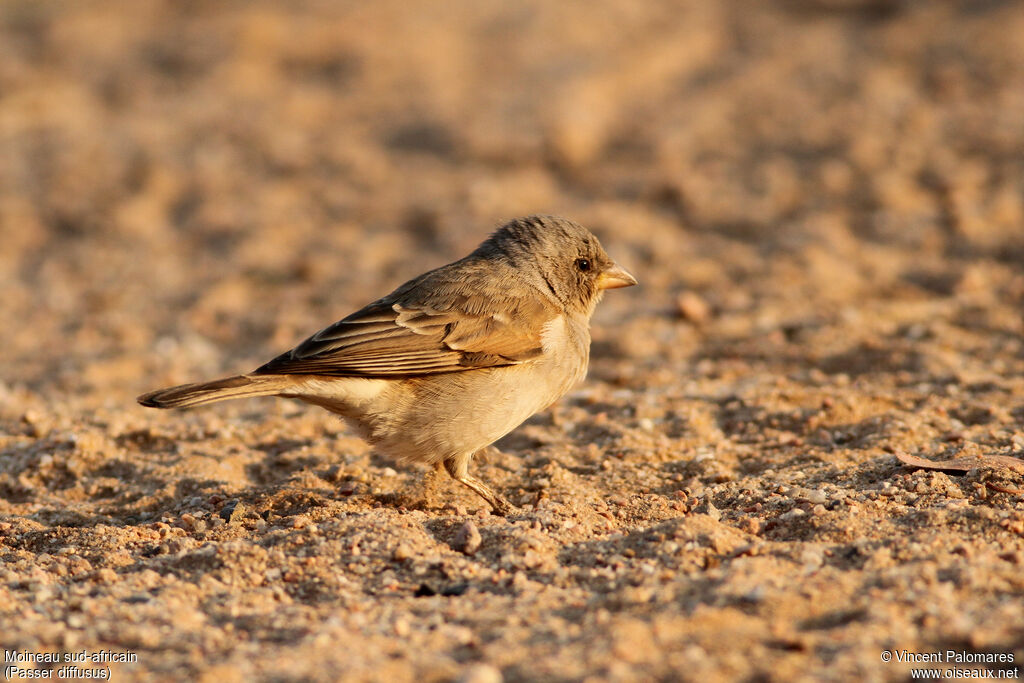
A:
[137, 375, 295, 409]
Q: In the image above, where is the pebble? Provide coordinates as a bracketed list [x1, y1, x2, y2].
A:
[781, 508, 806, 521]
[800, 547, 825, 569]
[453, 521, 482, 555]
[676, 291, 711, 323]
[457, 663, 503, 683]
[180, 513, 207, 533]
[219, 500, 246, 524]
[92, 568, 117, 584]
[804, 489, 827, 504]
[511, 571, 530, 591]
[695, 499, 721, 521]
[743, 585, 766, 603]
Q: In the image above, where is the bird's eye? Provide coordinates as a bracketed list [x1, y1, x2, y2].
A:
[576, 258, 591, 272]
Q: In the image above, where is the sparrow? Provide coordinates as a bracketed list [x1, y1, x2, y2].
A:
[138, 215, 636, 514]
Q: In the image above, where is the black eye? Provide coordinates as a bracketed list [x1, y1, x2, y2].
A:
[575, 258, 591, 272]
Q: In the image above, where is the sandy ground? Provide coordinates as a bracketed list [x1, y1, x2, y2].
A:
[2, 1, 1024, 681]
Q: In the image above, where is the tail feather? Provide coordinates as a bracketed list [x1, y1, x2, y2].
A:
[137, 375, 295, 409]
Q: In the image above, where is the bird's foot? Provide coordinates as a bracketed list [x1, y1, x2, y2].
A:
[442, 457, 517, 516]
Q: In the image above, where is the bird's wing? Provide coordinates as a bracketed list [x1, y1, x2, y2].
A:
[253, 288, 552, 378]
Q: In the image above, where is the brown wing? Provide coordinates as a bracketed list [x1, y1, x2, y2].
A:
[254, 271, 553, 378]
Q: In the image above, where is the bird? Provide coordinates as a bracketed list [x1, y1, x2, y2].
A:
[138, 215, 636, 514]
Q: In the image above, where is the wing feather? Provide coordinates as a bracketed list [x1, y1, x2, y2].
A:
[254, 268, 555, 378]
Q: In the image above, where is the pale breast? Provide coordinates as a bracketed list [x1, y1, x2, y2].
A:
[287, 314, 592, 466]
[540, 313, 590, 395]
[373, 314, 590, 463]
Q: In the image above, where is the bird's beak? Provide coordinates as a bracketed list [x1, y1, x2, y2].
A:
[597, 263, 637, 290]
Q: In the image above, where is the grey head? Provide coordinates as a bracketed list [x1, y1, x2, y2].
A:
[473, 215, 637, 315]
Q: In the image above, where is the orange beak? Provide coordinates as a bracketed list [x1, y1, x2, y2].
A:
[597, 263, 637, 290]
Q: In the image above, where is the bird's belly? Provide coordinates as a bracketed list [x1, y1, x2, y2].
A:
[372, 359, 583, 464]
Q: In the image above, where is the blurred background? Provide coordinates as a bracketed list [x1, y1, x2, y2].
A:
[0, 0, 1021, 399]
[3, 3, 1024, 680]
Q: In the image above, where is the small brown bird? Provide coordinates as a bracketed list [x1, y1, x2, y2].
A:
[138, 215, 636, 514]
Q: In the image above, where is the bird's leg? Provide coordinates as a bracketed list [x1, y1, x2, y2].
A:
[443, 454, 516, 516]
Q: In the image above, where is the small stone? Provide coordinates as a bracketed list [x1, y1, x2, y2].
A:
[695, 498, 721, 522]
[442, 623, 474, 644]
[511, 571, 529, 591]
[93, 568, 117, 584]
[392, 544, 413, 562]
[800, 547, 825, 569]
[166, 538, 187, 554]
[742, 585, 766, 603]
[180, 513, 206, 532]
[804, 489, 827, 505]
[453, 521, 482, 555]
[521, 550, 543, 568]
[676, 291, 711, 324]
[22, 410, 45, 437]
[219, 500, 246, 523]
[33, 586, 55, 603]
[457, 663, 503, 683]
[738, 517, 762, 535]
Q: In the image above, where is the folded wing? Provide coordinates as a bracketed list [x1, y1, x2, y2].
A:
[254, 286, 551, 378]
